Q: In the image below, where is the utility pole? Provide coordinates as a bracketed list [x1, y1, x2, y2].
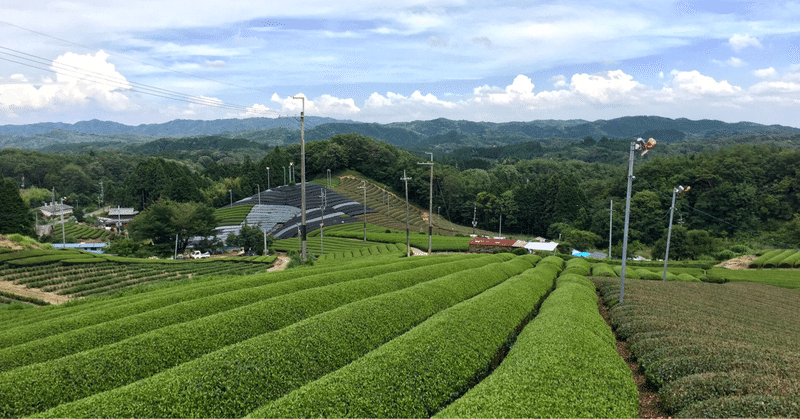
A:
[99, 180, 104, 207]
[174, 234, 178, 260]
[293, 96, 307, 263]
[417, 152, 434, 255]
[257, 184, 261, 206]
[401, 171, 412, 257]
[608, 200, 613, 259]
[663, 185, 690, 280]
[229, 189, 233, 208]
[472, 204, 477, 236]
[266, 167, 270, 190]
[319, 188, 326, 255]
[357, 180, 367, 241]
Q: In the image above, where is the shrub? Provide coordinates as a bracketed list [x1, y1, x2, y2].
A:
[591, 263, 617, 277]
[37, 255, 520, 418]
[247, 257, 549, 418]
[435, 274, 638, 418]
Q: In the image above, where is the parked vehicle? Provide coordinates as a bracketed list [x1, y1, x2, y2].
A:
[190, 250, 210, 259]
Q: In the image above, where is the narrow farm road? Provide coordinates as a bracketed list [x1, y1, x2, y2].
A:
[0, 280, 72, 305]
[267, 255, 291, 272]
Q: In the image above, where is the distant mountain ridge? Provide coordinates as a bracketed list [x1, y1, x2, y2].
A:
[2, 115, 799, 151]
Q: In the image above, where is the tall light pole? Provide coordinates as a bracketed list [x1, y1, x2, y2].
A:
[327, 169, 331, 187]
[620, 137, 656, 303]
[417, 152, 434, 255]
[319, 188, 326, 255]
[608, 200, 613, 259]
[663, 185, 690, 281]
[266, 167, 270, 190]
[283, 166, 286, 186]
[229, 189, 233, 208]
[293, 96, 307, 263]
[357, 180, 367, 241]
[472, 204, 477, 236]
[257, 184, 261, 206]
[60, 197, 66, 246]
[289, 162, 294, 183]
[401, 170, 412, 257]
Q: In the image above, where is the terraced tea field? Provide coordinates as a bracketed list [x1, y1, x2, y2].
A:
[3, 243, 800, 418]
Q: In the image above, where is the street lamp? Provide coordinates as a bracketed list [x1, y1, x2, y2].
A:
[663, 185, 690, 281]
[292, 95, 307, 263]
[357, 181, 367, 241]
[619, 137, 657, 304]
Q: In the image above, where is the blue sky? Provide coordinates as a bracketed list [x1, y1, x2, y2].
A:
[2, 0, 800, 128]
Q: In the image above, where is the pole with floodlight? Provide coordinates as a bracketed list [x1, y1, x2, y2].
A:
[357, 181, 367, 241]
[663, 185, 690, 280]
[619, 137, 656, 303]
[293, 96, 307, 263]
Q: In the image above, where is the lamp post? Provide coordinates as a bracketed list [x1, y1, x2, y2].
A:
[327, 169, 331, 187]
[319, 188, 326, 255]
[292, 95, 307, 263]
[663, 185, 690, 281]
[619, 137, 656, 304]
[401, 170, 412, 257]
[417, 152, 434, 255]
[357, 181, 367, 241]
[266, 167, 270, 190]
[60, 197, 66, 246]
[608, 200, 613, 259]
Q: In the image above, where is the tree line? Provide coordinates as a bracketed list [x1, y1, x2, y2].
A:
[3, 133, 800, 259]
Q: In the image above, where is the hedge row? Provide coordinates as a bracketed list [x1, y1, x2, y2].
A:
[0, 255, 416, 348]
[761, 249, 797, 268]
[748, 249, 785, 268]
[437, 273, 638, 418]
[35, 254, 519, 418]
[597, 277, 800, 417]
[0, 291, 49, 306]
[247, 255, 549, 418]
[4, 254, 503, 417]
[0, 255, 470, 372]
[561, 257, 591, 276]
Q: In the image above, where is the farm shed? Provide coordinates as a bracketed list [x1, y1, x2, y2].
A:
[468, 238, 518, 253]
[524, 241, 559, 254]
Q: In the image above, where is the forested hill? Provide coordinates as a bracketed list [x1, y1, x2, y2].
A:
[2, 115, 799, 151]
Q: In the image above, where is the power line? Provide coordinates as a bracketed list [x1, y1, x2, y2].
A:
[0, 19, 274, 95]
[0, 46, 284, 117]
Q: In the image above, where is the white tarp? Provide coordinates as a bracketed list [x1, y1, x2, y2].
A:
[524, 241, 559, 252]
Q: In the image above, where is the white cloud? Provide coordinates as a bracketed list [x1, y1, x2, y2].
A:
[754, 67, 778, 79]
[669, 70, 741, 96]
[713, 57, 746, 67]
[0, 50, 133, 116]
[729, 34, 762, 52]
[270, 93, 361, 116]
[570, 70, 641, 103]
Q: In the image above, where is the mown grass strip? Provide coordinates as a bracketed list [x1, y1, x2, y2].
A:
[248, 255, 550, 418]
[436, 273, 638, 418]
[35, 254, 518, 419]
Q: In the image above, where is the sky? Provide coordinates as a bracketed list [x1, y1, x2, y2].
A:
[2, 0, 800, 128]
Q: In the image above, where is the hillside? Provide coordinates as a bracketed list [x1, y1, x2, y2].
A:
[3, 116, 799, 152]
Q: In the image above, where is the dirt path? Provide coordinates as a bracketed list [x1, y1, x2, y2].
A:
[0, 280, 72, 305]
[267, 255, 291, 272]
[596, 289, 667, 418]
